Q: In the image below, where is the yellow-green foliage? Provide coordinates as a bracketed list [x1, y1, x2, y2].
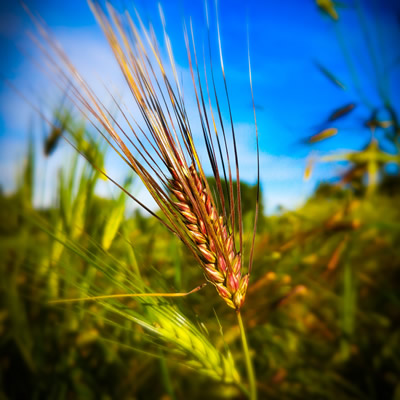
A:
[1, 134, 399, 399]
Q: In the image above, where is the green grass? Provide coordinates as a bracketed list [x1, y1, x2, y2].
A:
[1, 125, 400, 399]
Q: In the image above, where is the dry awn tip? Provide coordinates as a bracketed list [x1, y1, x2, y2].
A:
[49, 283, 208, 304]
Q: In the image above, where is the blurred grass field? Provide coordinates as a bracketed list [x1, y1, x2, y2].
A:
[0, 123, 399, 399]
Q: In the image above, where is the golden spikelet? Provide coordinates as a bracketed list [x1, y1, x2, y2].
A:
[170, 163, 249, 309]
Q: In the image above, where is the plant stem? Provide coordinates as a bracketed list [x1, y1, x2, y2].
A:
[237, 310, 257, 400]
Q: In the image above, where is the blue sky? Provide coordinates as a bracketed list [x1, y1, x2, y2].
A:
[1, 0, 399, 213]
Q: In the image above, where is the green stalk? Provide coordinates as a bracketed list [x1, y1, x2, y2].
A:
[237, 311, 257, 400]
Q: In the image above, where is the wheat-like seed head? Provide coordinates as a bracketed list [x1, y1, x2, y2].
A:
[101, 294, 241, 383]
[30, 0, 259, 310]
